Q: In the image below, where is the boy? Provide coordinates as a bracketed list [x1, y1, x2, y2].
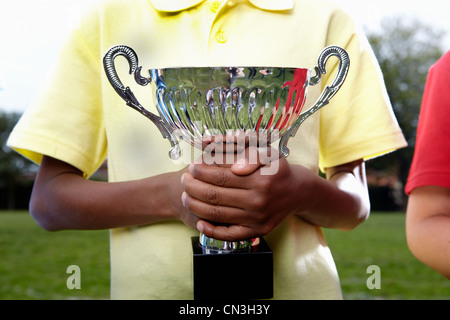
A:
[8, 0, 406, 299]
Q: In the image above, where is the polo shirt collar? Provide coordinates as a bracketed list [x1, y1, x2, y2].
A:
[149, 0, 294, 12]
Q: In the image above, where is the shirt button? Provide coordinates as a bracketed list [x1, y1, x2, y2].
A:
[211, 1, 221, 13]
[215, 30, 228, 43]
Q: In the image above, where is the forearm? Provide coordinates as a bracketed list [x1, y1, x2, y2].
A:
[407, 215, 450, 279]
[406, 186, 450, 279]
[294, 160, 370, 231]
[30, 156, 184, 231]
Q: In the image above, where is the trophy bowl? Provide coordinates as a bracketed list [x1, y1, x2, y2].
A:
[104, 45, 349, 299]
[104, 45, 349, 162]
[150, 66, 310, 151]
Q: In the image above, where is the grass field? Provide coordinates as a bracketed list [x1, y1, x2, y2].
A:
[0, 211, 110, 300]
[324, 213, 450, 300]
[1, 211, 449, 300]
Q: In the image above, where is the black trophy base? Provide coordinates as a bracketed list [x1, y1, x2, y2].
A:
[191, 236, 273, 300]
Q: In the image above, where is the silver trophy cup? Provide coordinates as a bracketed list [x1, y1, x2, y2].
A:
[103, 45, 349, 299]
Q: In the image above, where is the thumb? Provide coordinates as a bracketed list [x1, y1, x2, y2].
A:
[231, 160, 261, 176]
[230, 146, 264, 176]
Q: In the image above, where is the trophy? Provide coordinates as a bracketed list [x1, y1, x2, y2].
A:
[103, 45, 349, 299]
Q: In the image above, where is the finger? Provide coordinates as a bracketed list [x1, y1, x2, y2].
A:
[182, 192, 247, 225]
[227, 146, 260, 176]
[197, 220, 260, 242]
[179, 206, 201, 230]
[231, 146, 281, 176]
[182, 172, 248, 205]
[189, 163, 250, 189]
[230, 158, 260, 176]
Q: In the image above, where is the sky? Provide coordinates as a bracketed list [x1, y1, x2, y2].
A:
[1, 0, 450, 113]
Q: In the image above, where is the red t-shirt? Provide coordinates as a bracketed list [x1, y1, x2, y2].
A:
[405, 51, 450, 195]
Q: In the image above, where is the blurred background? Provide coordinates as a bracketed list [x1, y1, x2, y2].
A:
[1, 0, 449, 300]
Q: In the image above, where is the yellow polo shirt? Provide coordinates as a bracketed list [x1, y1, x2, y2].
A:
[8, 0, 406, 299]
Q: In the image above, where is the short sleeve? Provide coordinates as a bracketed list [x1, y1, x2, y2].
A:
[405, 52, 450, 194]
[318, 8, 407, 171]
[7, 8, 107, 177]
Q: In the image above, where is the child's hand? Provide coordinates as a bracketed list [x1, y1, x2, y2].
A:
[181, 147, 312, 241]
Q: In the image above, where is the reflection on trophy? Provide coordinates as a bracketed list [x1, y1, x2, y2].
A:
[103, 45, 349, 299]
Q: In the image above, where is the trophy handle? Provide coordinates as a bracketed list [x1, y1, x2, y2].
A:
[103, 45, 181, 160]
[279, 46, 350, 157]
